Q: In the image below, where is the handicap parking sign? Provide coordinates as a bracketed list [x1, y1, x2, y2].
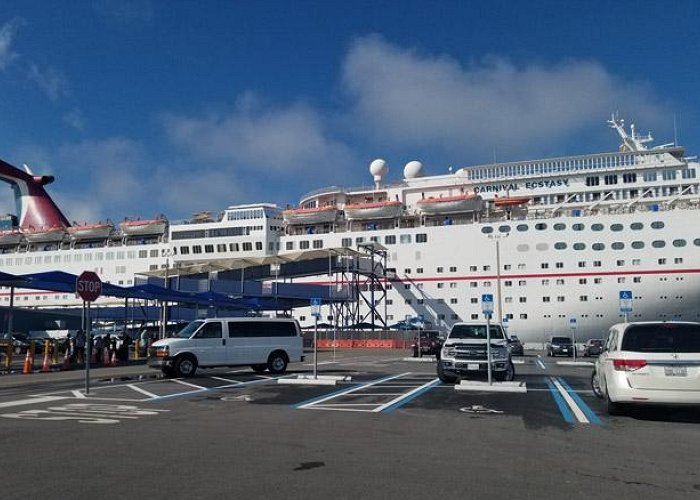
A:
[481, 294, 494, 317]
[619, 290, 633, 313]
[310, 297, 321, 318]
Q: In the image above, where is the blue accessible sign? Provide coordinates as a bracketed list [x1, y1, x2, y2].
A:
[619, 290, 633, 313]
[481, 294, 494, 318]
[310, 297, 322, 318]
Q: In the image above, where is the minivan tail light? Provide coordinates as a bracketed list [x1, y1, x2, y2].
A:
[613, 359, 647, 371]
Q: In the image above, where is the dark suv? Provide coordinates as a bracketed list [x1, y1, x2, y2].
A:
[546, 336, 573, 357]
[411, 331, 443, 357]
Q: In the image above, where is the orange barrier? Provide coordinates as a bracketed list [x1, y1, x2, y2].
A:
[41, 349, 50, 373]
[314, 339, 412, 348]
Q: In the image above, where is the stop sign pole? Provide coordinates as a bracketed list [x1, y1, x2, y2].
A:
[76, 271, 102, 395]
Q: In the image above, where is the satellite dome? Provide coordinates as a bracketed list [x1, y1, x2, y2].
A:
[369, 158, 388, 177]
[403, 160, 424, 179]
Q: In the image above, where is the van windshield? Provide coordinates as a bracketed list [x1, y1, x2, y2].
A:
[621, 323, 700, 353]
[449, 324, 505, 340]
[173, 321, 204, 339]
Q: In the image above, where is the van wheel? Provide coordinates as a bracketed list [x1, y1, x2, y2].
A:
[606, 384, 625, 416]
[251, 364, 267, 374]
[591, 371, 604, 399]
[174, 354, 197, 378]
[267, 351, 288, 374]
[437, 363, 457, 384]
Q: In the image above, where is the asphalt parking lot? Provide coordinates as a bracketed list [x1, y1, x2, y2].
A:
[1, 349, 699, 499]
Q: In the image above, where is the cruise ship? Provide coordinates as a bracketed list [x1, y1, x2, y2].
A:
[1, 115, 699, 342]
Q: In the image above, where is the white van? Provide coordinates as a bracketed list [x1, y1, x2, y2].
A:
[147, 317, 304, 378]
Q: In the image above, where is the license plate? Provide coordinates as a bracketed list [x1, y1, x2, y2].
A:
[467, 363, 480, 371]
[664, 366, 688, 377]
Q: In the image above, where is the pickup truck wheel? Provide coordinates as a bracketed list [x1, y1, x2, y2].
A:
[251, 364, 267, 374]
[495, 361, 515, 382]
[161, 366, 175, 378]
[267, 351, 288, 374]
[437, 363, 457, 384]
[174, 354, 197, 378]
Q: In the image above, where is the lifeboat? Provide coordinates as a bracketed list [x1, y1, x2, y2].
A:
[417, 194, 483, 215]
[20, 226, 66, 243]
[0, 229, 22, 245]
[120, 218, 167, 236]
[283, 206, 338, 225]
[66, 223, 113, 240]
[493, 196, 531, 208]
[344, 201, 403, 220]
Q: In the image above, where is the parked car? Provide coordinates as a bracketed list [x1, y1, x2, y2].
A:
[437, 322, 514, 383]
[583, 339, 604, 357]
[592, 322, 700, 415]
[546, 336, 573, 357]
[506, 335, 524, 356]
[411, 330, 443, 357]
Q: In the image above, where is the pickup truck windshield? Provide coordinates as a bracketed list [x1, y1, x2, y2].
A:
[173, 321, 204, 339]
[449, 325, 505, 340]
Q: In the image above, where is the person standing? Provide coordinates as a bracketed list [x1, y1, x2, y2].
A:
[75, 329, 86, 364]
[93, 335, 103, 365]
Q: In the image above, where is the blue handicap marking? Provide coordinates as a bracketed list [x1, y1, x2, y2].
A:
[310, 297, 322, 306]
[619, 290, 632, 300]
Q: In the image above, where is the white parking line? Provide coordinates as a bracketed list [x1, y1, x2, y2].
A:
[297, 373, 410, 410]
[0, 396, 66, 409]
[72, 390, 87, 399]
[550, 377, 589, 424]
[170, 379, 207, 390]
[126, 384, 160, 399]
[209, 376, 244, 384]
[373, 378, 440, 413]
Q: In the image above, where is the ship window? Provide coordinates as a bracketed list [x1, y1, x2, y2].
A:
[341, 238, 351, 248]
[662, 170, 677, 181]
[286, 242, 294, 250]
[520, 314, 528, 319]
[150, 250, 158, 257]
[673, 239, 687, 247]
[643, 171, 657, 182]
[385, 235, 396, 245]
[255, 242, 263, 250]
[622, 173, 637, 183]
[630, 222, 644, 230]
[436, 267, 444, 273]
[591, 224, 604, 231]
[116, 251, 124, 259]
[498, 225, 510, 233]
[610, 224, 623, 232]
[416, 268, 423, 274]
[400, 234, 412, 244]
[651, 240, 666, 248]
[516, 224, 528, 232]
[416, 233, 428, 243]
[573, 243, 586, 250]
[651, 221, 665, 229]
[535, 223, 547, 231]
[611, 242, 624, 250]
[535, 243, 548, 251]
[230, 243, 240, 252]
[179, 246, 189, 255]
[192, 245, 202, 254]
[572, 223, 585, 231]
[682, 168, 696, 179]
[592, 243, 605, 251]
[516, 244, 529, 252]
[631, 241, 644, 249]
[553, 223, 566, 231]
[242, 242, 252, 251]
[313, 240, 323, 249]
[139, 250, 147, 258]
[604, 174, 618, 185]
[481, 226, 494, 234]
[204, 245, 214, 253]
[355, 237, 364, 245]
[299, 241, 309, 250]
[217, 244, 227, 252]
[694, 238, 700, 246]
[449, 266, 457, 272]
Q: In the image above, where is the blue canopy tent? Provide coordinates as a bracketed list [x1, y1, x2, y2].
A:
[0, 271, 28, 343]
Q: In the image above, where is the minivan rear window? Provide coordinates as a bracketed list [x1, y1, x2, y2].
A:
[621, 323, 700, 353]
[449, 325, 505, 340]
[229, 321, 297, 338]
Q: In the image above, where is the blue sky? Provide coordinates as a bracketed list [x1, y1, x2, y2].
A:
[0, 0, 698, 223]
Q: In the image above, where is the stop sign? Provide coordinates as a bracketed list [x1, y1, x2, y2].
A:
[76, 271, 102, 302]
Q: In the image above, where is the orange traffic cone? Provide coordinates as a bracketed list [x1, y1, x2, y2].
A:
[41, 349, 50, 373]
[22, 350, 33, 374]
[90, 348, 97, 364]
[102, 348, 110, 365]
[110, 350, 117, 367]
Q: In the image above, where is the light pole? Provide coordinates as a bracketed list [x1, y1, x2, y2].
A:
[487, 233, 509, 326]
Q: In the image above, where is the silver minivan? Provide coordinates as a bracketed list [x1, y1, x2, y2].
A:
[148, 317, 304, 377]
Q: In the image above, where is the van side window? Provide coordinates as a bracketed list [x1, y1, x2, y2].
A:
[228, 321, 296, 337]
[195, 322, 222, 339]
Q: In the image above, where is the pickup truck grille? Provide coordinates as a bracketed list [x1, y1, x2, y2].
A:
[455, 349, 488, 360]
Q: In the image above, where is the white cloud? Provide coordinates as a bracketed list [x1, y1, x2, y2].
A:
[342, 36, 666, 158]
[64, 108, 86, 131]
[27, 63, 69, 101]
[0, 17, 24, 70]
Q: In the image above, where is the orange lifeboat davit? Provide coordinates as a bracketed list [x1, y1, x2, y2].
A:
[283, 206, 338, 225]
[493, 196, 531, 208]
[417, 194, 483, 215]
[120, 218, 167, 236]
[67, 223, 113, 240]
[20, 225, 66, 243]
[344, 200, 403, 220]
